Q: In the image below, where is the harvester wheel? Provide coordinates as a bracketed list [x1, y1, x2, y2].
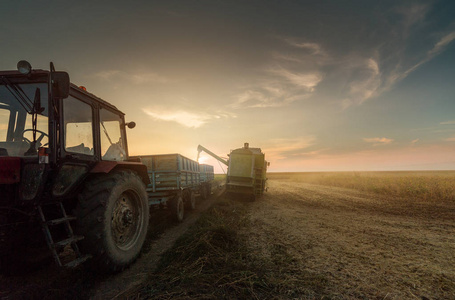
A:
[169, 193, 184, 222]
[185, 190, 196, 210]
[75, 170, 149, 273]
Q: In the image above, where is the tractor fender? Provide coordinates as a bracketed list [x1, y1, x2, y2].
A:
[89, 161, 150, 185]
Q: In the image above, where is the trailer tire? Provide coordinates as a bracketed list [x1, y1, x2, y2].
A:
[75, 170, 149, 273]
[169, 193, 184, 222]
[200, 183, 211, 200]
[185, 190, 196, 210]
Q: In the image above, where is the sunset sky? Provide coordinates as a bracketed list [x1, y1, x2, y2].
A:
[2, 1, 455, 172]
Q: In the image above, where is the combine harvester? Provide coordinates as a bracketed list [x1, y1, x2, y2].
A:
[0, 60, 214, 273]
[197, 143, 269, 200]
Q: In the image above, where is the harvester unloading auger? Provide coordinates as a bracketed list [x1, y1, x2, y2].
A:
[197, 143, 269, 200]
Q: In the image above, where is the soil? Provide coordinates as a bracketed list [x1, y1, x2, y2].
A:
[1, 177, 454, 299]
[0, 186, 225, 300]
[247, 179, 455, 299]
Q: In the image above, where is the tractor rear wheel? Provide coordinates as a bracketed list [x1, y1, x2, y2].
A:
[75, 170, 149, 273]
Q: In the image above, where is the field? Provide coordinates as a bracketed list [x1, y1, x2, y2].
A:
[132, 171, 455, 299]
[1, 172, 454, 299]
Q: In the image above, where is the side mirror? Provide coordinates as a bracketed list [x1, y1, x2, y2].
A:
[126, 121, 136, 129]
[267, 162, 270, 166]
[51, 72, 70, 98]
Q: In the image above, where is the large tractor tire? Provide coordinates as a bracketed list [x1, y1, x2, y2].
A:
[75, 170, 149, 273]
[169, 193, 184, 222]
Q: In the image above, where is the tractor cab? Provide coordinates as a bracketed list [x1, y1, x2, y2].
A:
[0, 61, 136, 204]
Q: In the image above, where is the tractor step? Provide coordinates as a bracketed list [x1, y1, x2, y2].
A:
[47, 216, 77, 226]
[37, 202, 90, 268]
[64, 254, 92, 268]
[54, 235, 84, 247]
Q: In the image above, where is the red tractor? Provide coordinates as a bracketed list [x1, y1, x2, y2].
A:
[0, 61, 150, 273]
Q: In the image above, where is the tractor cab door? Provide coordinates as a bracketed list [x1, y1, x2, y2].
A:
[99, 107, 127, 162]
[52, 94, 96, 198]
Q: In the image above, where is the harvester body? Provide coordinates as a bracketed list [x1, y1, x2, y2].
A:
[197, 143, 269, 199]
[227, 143, 268, 198]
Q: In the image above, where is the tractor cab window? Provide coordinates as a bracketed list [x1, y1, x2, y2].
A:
[63, 96, 94, 155]
[100, 108, 126, 161]
[0, 82, 48, 157]
[0, 109, 9, 141]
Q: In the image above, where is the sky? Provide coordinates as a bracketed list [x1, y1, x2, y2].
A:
[1, 0, 455, 172]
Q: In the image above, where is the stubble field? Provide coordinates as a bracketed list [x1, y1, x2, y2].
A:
[1, 172, 454, 299]
[134, 171, 455, 299]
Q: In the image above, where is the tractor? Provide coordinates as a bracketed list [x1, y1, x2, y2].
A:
[0, 61, 150, 273]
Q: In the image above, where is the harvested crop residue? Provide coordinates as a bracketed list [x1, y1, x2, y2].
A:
[248, 179, 455, 298]
[133, 176, 455, 299]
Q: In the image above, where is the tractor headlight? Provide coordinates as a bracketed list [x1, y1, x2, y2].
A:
[17, 60, 32, 75]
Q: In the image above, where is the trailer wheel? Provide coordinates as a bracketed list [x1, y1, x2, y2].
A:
[169, 193, 184, 222]
[75, 170, 149, 273]
[185, 190, 196, 210]
[201, 183, 211, 200]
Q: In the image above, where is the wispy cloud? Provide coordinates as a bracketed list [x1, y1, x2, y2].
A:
[94, 70, 170, 84]
[264, 137, 317, 160]
[232, 39, 325, 109]
[342, 58, 381, 108]
[411, 138, 419, 145]
[386, 30, 455, 87]
[444, 136, 455, 142]
[142, 107, 235, 128]
[283, 39, 325, 55]
[363, 137, 394, 146]
[269, 68, 322, 91]
[231, 87, 298, 108]
[231, 70, 319, 109]
[395, 3, 430, 37]
[440, 120, 455, 125]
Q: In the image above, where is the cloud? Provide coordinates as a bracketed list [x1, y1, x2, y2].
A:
[231, 71, 318, 109]
[232, 39, 325, 109]
[395, 3, 430, 37]
[411, 138, 419, 145]
[428, 31, 455, 56]
[444, 136, 455, 142]
[440, 120, 455, 125]
[363, 137, 394, 146]
[232, 88, 297, 108]
[269, 68, 322, 91]
[387, 30, 455, 87]
[283, 39, 324, 55]
[94, 70, 170, 84]
[142, 107, 234, 128]
[263, 137, 317, 160]
[342, 58, 381, 108]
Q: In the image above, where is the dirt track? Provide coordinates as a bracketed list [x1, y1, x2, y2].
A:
[0, 187, 224, 300]
[248, 180, 455, 298]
